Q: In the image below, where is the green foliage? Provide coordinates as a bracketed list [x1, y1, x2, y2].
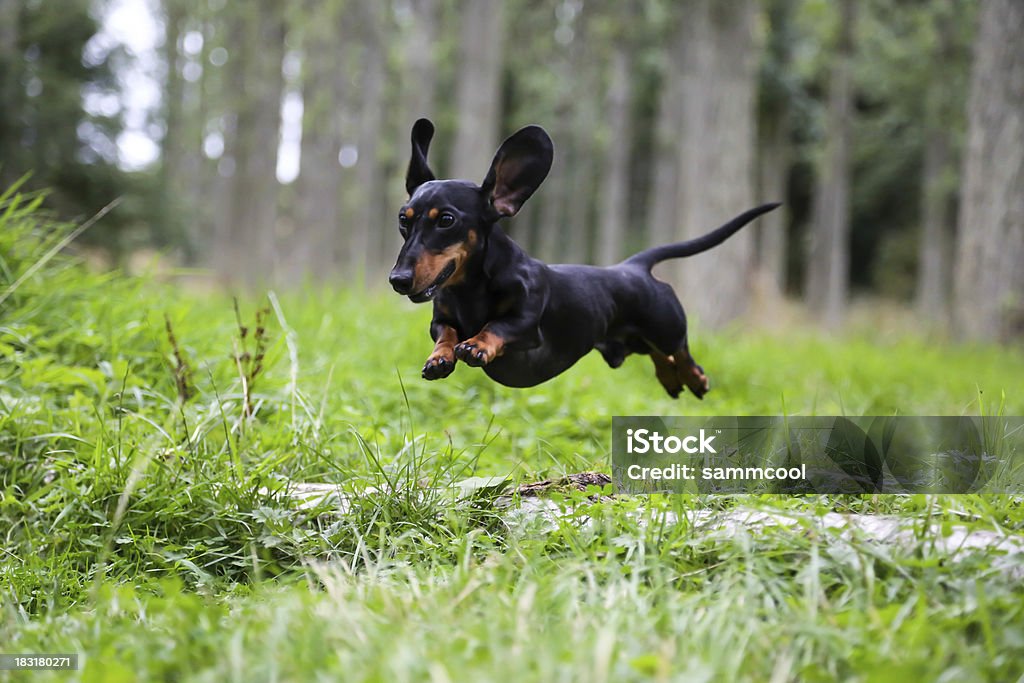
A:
[781, 0, 975, 294]
[2, 196, 1024, 679]
[0, 0, 151, 256]
[0, 0, 989, 308]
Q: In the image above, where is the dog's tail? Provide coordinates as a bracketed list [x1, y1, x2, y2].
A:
[622, 203, 781, 271]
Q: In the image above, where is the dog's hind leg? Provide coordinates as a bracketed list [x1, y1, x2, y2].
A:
[649, 349, 683, 398]
[640, 313, 708, 399]
[648, 344, 708, 399]
[673, 342, 709, 399]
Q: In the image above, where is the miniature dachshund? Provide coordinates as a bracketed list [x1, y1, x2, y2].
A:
[389, 119, 779, 399]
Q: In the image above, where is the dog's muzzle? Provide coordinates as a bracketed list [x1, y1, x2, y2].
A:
[406, 260, 456, 303]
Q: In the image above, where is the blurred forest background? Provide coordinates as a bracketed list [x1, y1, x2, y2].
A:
[0, 0, 1021, 340]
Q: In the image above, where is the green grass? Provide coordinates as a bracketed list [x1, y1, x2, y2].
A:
[2, 193, 1024, 681]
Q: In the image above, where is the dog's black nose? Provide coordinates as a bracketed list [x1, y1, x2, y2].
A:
[389, 269, 414, 294]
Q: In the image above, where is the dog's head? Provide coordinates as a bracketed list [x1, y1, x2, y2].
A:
[388, 118, 553, 302]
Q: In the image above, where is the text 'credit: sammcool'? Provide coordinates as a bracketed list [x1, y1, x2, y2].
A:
[612, 416, 1024, 494]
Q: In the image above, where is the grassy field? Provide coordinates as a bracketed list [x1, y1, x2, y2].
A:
[3, 196, 1024, 681]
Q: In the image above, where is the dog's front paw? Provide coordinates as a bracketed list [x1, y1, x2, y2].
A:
[422, 353, 456, 380]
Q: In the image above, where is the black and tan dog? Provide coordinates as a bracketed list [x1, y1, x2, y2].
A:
[389, 119, 779, 399]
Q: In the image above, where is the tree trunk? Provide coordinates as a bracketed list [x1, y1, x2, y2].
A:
[566, 121, 596, 265]
[756, 114, 789, 296]
[0, 0, 21, 189]
[350, 0, 385, 283]
[564, 12, 599, 266]
[596, 48, 633, 265]
[398, 0, 438, 122]
[185, 0, 215, 264]
[670, 0, 759, 329]
[953, 0, 1024, 341]
[0, 0, 15, 56]
[536, 28, 585, 264]
[916, 5, 961, 322]
[158, 0, 191, 256]
[646, 23, 686, 254]
[449, 0, 506, 180]
[220, 2, 285, 285]
[536, 101, 569, 263]
[916, 123, 952, 321]
[381, 0, 439, 271]
[754, 0, 795, 300]
[293, 0, 345, 280]
[805, 0, 856, 329]
[191, 0, 226, 268]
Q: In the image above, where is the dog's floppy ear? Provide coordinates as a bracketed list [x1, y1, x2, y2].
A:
[406, 118, 436, 195]
[481, 125, 553, 217]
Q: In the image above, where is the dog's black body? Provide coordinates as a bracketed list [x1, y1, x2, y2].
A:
[389, 119, 779, 398]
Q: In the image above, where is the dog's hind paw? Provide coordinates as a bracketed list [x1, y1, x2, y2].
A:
[684, 365, 709, 399]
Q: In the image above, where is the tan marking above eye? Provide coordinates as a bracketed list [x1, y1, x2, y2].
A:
[405, 208, 415, 218]
[428, 208, 439, 220]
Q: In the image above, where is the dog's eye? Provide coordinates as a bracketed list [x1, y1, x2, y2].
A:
[437, 213, 456, 228]
[398, 212, 410, 236]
